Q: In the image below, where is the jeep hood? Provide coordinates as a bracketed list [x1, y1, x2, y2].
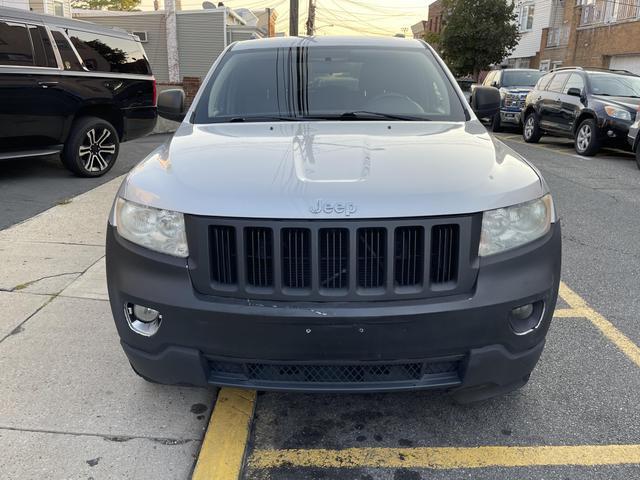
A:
[119, 120, 544, 219]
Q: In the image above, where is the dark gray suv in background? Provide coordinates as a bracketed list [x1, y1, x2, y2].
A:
[0, 7, 156, 176]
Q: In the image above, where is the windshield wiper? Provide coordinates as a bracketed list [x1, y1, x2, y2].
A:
[226, 115, 302, 123]
[340, 111, 429, 121]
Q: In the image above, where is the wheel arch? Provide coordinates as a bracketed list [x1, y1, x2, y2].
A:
[70, 104, 124, 140]
[573, 111, 598, 135]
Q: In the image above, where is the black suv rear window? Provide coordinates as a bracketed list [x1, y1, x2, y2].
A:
[68, 29, 151, 75]
[0, 21, 33, 66]
[28, 25, 57, 68]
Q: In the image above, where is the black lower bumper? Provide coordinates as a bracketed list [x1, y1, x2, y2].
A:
[106, 222, 561, 399]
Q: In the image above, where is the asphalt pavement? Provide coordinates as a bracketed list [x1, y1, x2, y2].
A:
[0, 134, 172, 230]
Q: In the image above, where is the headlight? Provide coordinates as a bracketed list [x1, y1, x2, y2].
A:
[115, 198, 188, 257]
[479, 195, 554, 257]
[604, 106, 631, 121]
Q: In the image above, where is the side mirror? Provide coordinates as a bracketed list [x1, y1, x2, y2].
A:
[471, 86, 501, 119]
[567, 87, 582, 97]
[491, 81, 499, 88]
[158, 89, 186, 122]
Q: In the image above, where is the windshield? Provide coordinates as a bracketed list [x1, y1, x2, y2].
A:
[501, 70, 544, 87]
[589, 72, 640, 97]
[193, 45, 466, 123]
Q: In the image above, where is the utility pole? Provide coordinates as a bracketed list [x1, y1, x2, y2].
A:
[306, 0, 316, 36]
[165, 0, 180, 83]
[289, 0, 299, 36]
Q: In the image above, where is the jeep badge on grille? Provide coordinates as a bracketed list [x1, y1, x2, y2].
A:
[310, 200, 357, 216]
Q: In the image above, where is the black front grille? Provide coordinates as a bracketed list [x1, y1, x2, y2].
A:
[209, 226, 237, 285]
[209, 359, 461, 384]
[282, 228, 311, 289]
[394, 226, 424, 287]
[319, 228, 348, 290]
[431, 224, 459, 284]
[357, 228, 386, 288]
[245, 227, 273, 288]
[190, 216, 475, 301]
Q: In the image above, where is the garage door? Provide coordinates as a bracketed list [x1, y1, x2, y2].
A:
[609, 55, 640, 75]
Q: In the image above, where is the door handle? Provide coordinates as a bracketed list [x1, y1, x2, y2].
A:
[38, 81, 59, 88]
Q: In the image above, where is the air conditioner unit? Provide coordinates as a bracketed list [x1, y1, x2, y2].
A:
[132, 31, 148, 43]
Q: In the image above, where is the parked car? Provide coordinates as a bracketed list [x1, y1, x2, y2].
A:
[0, 7, 156, 177]
[474, 68, 545, 132]
[522, 67, 640, 156]
[106, 36, 561, 403]
[628, 117, 640, 169]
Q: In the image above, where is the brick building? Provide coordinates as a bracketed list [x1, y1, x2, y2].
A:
[427, 0, 444, 34]
[538, 0, 640, 74]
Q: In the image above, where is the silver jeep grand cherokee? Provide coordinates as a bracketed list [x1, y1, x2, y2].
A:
[106, 37, 561, 402]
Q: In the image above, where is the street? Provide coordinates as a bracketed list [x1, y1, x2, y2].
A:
[1, 132, 639, 478]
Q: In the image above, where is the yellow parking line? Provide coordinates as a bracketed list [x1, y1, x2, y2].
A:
[560, 282, 640, 368]
[192, 388, 257, 480]
[249, 444, 640, 470]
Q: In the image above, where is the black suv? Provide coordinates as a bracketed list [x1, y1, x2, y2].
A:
[522, 67, 640, 156]
[476, 68, 544, 132]
[0, 7, 156, 176]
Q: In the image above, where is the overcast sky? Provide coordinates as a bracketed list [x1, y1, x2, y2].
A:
[143, 0, 433, 36]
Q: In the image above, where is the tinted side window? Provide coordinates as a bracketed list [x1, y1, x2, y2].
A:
[0, 21, 33, 66]
[547, 72, 569, 93]
[28, 25, 57, 68]
[51, 30, 83, 71]
[563, 73, 584, 94]
[68, 29, 151, 75]
[537, 73, 553, 91]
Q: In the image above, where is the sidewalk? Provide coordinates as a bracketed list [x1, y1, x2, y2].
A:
[0, 177, 214, 479]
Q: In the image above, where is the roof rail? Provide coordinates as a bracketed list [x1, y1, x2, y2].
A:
[550, 66, 584, 72]
[582, 66, 637, 75]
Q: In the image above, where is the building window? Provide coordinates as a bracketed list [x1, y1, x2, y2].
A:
[54, 1, 64, 16]
[519, 3, 535, 31]
[540, 60, 551, 72]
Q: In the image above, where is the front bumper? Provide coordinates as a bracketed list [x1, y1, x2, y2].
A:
[500, 108, 523, 125]
[106, 222, 561, 398]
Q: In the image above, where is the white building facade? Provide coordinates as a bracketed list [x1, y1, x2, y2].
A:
[0, 0, 71, 17]
[505, 0, 553, 68]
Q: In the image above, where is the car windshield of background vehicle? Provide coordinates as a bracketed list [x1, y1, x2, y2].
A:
[193, 46, 467, 123]
[67, 30, 151, 75]
[501, 70, 544, 87]
[589, 73, 640, 98]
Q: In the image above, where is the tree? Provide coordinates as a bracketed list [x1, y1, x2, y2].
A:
[440, 0, 519, 80]
[423, 31, 441, 51]
[72, 0, 140, 11]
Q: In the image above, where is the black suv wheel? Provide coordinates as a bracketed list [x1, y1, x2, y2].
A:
[574, 118, 601, 156]
[636, 145, 640, 170]
[523, 112, 541, 143]
[62, 116, 120, 177]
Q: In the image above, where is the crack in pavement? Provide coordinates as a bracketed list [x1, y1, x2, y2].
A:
[9, 271, 83, 292]
[0, 425, 200, 444]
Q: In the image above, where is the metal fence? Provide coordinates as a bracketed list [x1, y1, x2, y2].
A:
[580, 0, 640, 26]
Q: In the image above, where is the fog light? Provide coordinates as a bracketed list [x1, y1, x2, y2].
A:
[133, 305, 159, 323]
[509, 301, 544, 335]
[125, 303, 162, 336]
[511, 303, 534, 321]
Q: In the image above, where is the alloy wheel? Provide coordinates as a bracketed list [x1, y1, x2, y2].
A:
[524, 116, 534, 139]
[576, 124, 592, 153]
[78, 127, 117, 172]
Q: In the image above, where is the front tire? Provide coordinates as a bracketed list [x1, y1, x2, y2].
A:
[574, 118, 601, 156]
[523, 112, 541, 143]
[62, 116, 120, 177]
[635, 144, 640, 170]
